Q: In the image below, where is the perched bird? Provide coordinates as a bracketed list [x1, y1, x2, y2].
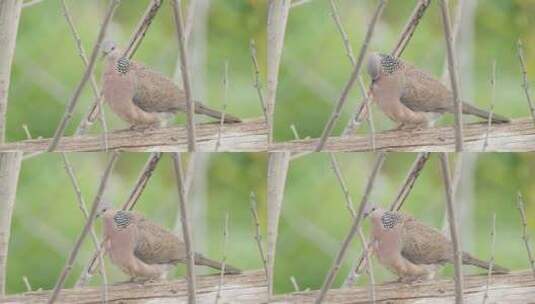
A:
[367, 52, 510, 129]
[100, 207, 241, 282]
[100, 41, 241, 129]
[364, 206, 508, 283]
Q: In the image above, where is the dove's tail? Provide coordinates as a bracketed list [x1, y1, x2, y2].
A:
[194, 253, 242, 275]
[462, 102, 510, 123]
[194, 102, 242, 123]
[462, 253, 509, 274]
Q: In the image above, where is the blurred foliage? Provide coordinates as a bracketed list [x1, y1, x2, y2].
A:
[3, 0, 535, 298]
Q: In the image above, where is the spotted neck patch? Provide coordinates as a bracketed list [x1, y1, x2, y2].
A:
[113, 210, 132, 230]
[381, 211, 401, 230]
[379, 54, 402, 74]
[116, 57, 130, 74]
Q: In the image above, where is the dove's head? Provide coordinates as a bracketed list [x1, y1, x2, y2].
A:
[96, 200, 115, 218]
[101, 40, 119, 58]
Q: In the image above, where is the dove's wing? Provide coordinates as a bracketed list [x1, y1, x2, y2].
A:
[400, 216, 452, 265]
[132, 63, 186, 113]
[133, 216, 186, 265]
[400, 65, 453, 113]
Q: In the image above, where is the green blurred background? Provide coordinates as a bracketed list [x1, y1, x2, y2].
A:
[3, 0, 535, 297]
[6, 152, 535, 295]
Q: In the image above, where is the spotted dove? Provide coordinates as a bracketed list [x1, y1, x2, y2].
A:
[364, 206, 508, 283]
[100, 41, 241, 129]
[100, 208, 241, 282]
[367, 52, 510, 129]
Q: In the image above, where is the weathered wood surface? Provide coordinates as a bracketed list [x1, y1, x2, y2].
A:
[271, 271, 535, 304]
[272, 118, 535, 152]
[0, 119, 267, 152]
[0, 270, 268, 304]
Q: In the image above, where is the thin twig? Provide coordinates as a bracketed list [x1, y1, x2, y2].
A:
[315, 0, 386, 151]
[172, 153, 196, 304]
[172, 0, 196, 152]
[291, 0, 313, 8]
[21, 124, 31, 139]
[440, 0, 464, 152]
[215, 212, 229, 304]
[391, 0, 432, 57]
[439, 153, 464, 304]
[290, 276, 300, 292]
[22, 276, 31, 292]
[482, 213, 496, 304]
[358, 229, 375, 304]
[78, 152, 162, 286]
[315, 153, 386, 303]
[21, 0, 44, 8]
[391, 152, 431, 211]
[249, 39, 269, 122]
[483, 61, 496, 151]
[344, 0, 431, 134]
[60, 0, 107, 141]
[328, 0, 375, 146]
[250, 192, 269, 282]
[290, 124, 300, 140]
[47, 151, 119, 304]
[47, 0, 119, 152]
[60, 153, 108, 302]
[215, 61, 229, 152]
[516, 192, 535, 278]
[517, 39, 535, 126]
[122, 0, 163, 60]
[328, 153, 356, 217]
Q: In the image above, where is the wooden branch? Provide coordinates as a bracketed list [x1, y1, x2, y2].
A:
[0, 152, 22, 296]
[315, 153, 386, 303]
[266, 0, 291, 143]
[47, 0, 119, 152]
[271, 118, 535, 152]
[172, 0, 196, 152]
[272, 271, 535, 304]
[315, 0, 386, 151]
[0, 0, 22, 143]
[48, 152, 119, 303]
[440, 0, 464, 152]
[172, 153, 197, 304]
[266, 152, 291, 298]
[439, 153, 464, 304]
[2, 270, 267, 304]
[0, 119, 267, 152]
